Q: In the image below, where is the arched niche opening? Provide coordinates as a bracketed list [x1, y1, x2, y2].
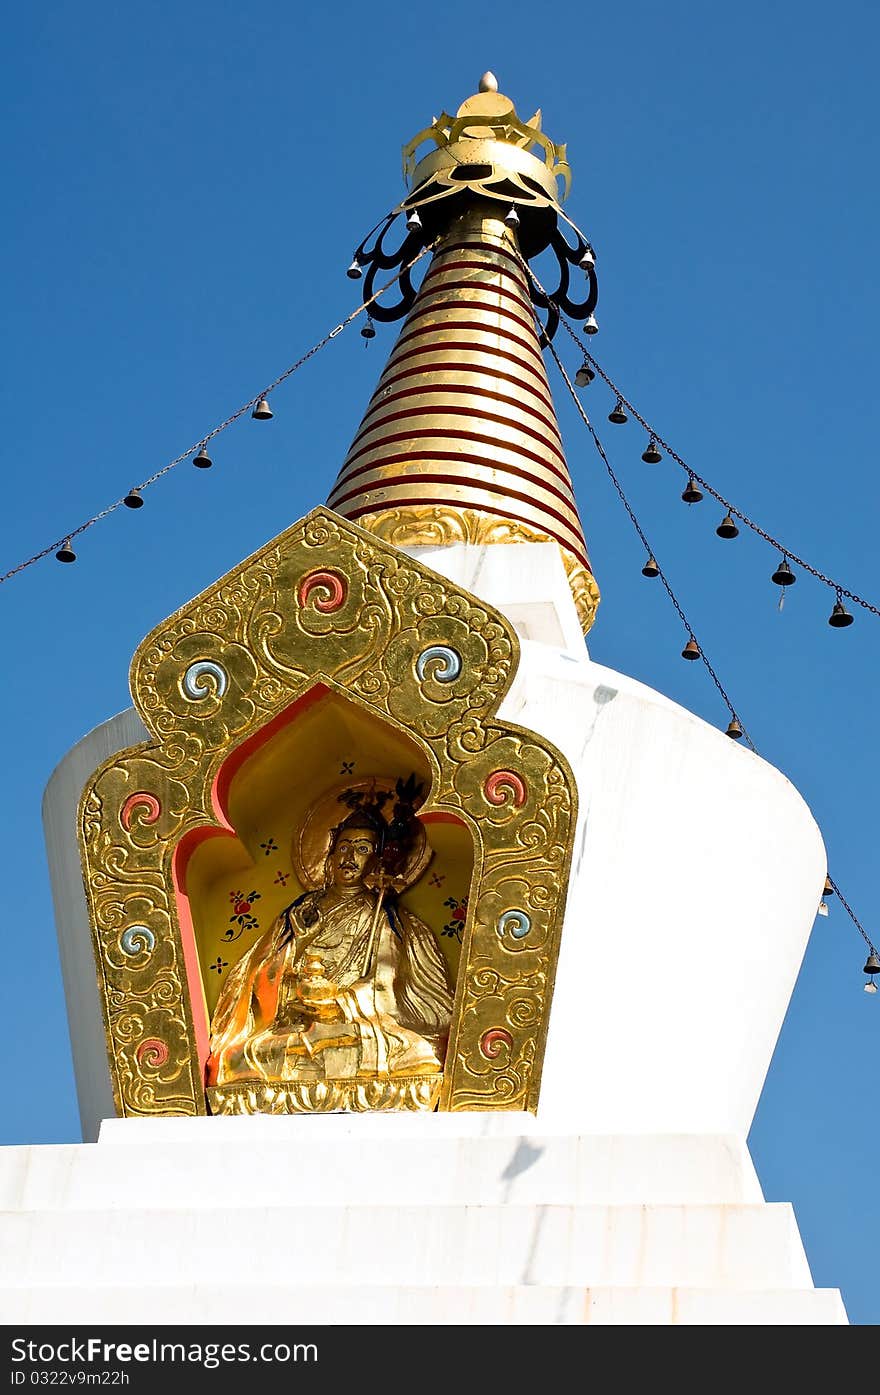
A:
[173, 683, 475, 1067]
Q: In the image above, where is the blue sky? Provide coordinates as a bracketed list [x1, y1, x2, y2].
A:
[2, 1, 878, 1323]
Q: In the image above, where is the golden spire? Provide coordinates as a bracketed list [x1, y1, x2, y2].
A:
[328, 77, 600, 634]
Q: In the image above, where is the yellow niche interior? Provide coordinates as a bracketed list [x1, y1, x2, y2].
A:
[179, 686, 475, 1020]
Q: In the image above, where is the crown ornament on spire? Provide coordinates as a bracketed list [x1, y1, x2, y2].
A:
[401, 72, 572, 235]
[348, 74, 597, 340]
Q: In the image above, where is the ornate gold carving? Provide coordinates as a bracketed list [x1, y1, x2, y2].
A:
[207, 1076, 443, 1116]
[79, 507, 577, 1117]
[353, 503, 600, 635]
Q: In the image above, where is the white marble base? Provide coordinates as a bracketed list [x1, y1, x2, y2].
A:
[0, 1118, 847, 1325]
[0, 1283, 847, 1326]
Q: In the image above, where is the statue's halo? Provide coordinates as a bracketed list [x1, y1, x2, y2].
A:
[293, 776, 433, 892]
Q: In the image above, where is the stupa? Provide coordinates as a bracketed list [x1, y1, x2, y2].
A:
[0, 75, 846, 1324]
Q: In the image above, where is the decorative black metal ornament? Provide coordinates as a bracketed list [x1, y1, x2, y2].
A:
[350, 212, 426, 324]
[348, 203, 600, 344]
[525, 221, 599, 343]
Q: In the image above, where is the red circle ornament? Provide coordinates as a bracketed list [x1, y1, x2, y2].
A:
[483, 770, 527, 808]
[121, 793, 161, 831]
[480, 1027, 514, 1059]
[135, 1038, 169, 1068]
[297, 570, 348, 613]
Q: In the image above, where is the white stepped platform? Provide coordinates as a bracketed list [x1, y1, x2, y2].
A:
[0, 1284, 847, 1326]
[0, 1117, 847, 1325]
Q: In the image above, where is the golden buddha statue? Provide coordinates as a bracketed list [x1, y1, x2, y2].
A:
[206, 779, 456, 1112]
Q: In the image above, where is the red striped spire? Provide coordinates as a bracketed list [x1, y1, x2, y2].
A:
[328, 86, 600, 634]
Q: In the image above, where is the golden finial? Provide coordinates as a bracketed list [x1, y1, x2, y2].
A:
[401, 79, 570, 204]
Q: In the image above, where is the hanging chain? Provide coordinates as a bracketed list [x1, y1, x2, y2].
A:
[546, 326, 880, 963]
[543, 290, 880, 617]
[0, 240, 436, 585]
[827, 877, 878, 956]
[545, 333, 757, 751]
[521, 253, 877, 963]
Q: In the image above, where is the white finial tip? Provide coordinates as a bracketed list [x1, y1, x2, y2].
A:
[478, 71, 498, 93]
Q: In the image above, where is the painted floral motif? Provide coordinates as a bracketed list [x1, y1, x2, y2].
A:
[225, 890, 261, 940]
[442, 893, 468, 941]
[274, 870, 291, 887]
[259, 838, 278, 856]
[210, 957, 229, 975]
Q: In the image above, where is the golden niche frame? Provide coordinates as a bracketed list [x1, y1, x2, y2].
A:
[78, 507, 578, 1117]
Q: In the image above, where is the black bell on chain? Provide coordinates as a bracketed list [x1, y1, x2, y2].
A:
[681, 477, 703, 504]
[405, 207, 422, 232]
[503, 205, 520, 229]
[716, 512, 739, 539]
[579, 245, 596, 270]
[193, 445, 212, 469]
[823, 875, 834, 899]
[252, 396, 273, 420]
[123, 488, 144, 509]
[828, 596, 854, 627]
[346, 258, 363, 280]
[641, 437, 662, 464]
[55, 537, 76, 563]
[584, 313, 599, 335]
[361, 317, 376, 341]
[608, 399, 628, 425]
[641, 556, 660, 578]
[681, 638, 701, 660]
[863, 952, 880, 993]
[575, 361, 595, 387]
[725, 717, 744, 739]
[771, 557, 795, 587]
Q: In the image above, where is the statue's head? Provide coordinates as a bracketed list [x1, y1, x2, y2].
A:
[325, 806, 385, 890]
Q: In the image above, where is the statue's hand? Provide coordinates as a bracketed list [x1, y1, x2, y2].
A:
[297, 988, 343, 1022]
